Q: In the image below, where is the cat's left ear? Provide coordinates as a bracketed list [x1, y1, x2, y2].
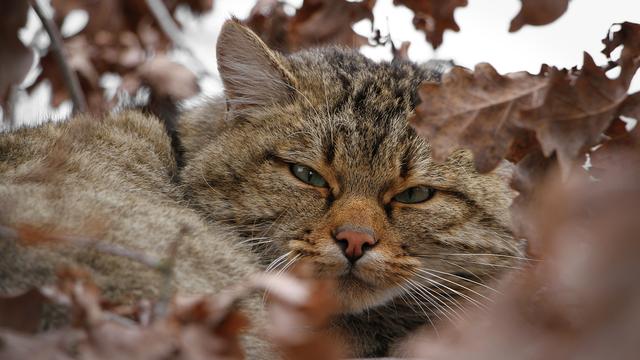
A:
[216, 19, 297, 112]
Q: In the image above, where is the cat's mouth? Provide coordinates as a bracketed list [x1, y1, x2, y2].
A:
[319, 261, 402, 313]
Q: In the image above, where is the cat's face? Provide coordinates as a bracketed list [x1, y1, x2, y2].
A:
[182, 21, 521, 314]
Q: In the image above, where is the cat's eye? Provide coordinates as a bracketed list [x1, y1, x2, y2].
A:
[290, 164, 328, 187]
[393, 186, 435, 204]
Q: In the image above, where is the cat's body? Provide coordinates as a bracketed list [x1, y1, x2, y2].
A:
[0, 21, 522, 358]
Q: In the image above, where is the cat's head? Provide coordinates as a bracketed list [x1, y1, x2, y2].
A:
[180, 20, 521, 314]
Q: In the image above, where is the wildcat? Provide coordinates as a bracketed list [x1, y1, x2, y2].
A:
[0, 20, 522, 358]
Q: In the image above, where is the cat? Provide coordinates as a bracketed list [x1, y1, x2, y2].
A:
[0, 19, 522, 358]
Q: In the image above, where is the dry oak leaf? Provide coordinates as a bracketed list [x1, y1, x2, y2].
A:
[411, 63, 548, 173]
[137, 55, 200, 100]
[602, 22, 640, 87]
[289, 0, 376, 51]
[245, 0, 291, 53]
[0, 0, 35, 104]
[0, 289, 50, 333]
[246, 0, 376, 53]
[394, 0, 468, 49]
[519, 54, 633, 174]
[412, 52, 639, 174]
[509, 0, 570, 32]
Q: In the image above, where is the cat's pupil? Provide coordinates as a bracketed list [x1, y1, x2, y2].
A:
[394, 186, 435, 204]
[291, 164, 327, 187]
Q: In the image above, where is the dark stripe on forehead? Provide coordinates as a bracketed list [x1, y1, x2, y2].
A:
[325, 139, 335, 164]
[331, 70, 352, 112]
[352, 78, 372, 114]
[370, 133, 384, 160]
[400, 147, 413, 178]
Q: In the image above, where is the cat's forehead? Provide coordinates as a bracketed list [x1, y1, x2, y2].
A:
[287, 48, 435, 115]
[287, 50, 432, 155]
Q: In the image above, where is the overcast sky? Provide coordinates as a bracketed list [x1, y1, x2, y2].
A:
[208, 0, 640, 92]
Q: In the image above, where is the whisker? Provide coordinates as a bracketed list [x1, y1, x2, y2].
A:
[398, 283, 440, 338]
[277, 253, 302, 276]
[443, 260, 495, 281]
[237, 236, 271, 245]
[420, 267, 501, 295]
[265, 251, 292, 273]
[407, 278, 460, 323]
[397, 282, 439, 337]
[438, 253, 533, 261]
[414, 269, 489, 309]
[422, 279, 470, 317]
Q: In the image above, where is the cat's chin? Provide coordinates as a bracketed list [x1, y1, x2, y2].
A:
[333, 274, 400, 314]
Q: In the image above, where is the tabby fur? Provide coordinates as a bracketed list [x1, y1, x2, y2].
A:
[0, 20, 522, 358]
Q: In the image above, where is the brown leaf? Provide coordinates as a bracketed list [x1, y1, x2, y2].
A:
[0, 0, 35, 104]
[509, 150, 556, 243]
[509, 0, 570, 32]
[602, 22, 640, 88]
[406, 157, 640, 360]
[244, 0, 291, 53]
[257, 265, 342, 360]
[620, 91, 640, 122]
[0, 329, 83, 360]
[392, 41, 411, 61]
[393, 0, 468, 49]
[519, 54, 629, 173]
[0, 289, 49, 333]
[137, 55, 199, 100]
[411, 63, 548, 173]
[34, 0, 209, 113]
[246, 0, 376, 53]
[290, 0, 375, 51]
[412, 22, 640, 174]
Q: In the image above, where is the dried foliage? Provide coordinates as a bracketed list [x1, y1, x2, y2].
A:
[0, 0, 34, 106]
[393, 0, 467, 49]
[411, 22, 640, 176]
[2, 2, 640, 360]
[395, 0, 571, 48]
[245, 0, 376, 53]
[404, 153, 640, 360]
[509, 0, 570, 32]
[0, 263, 340, 360]
[28, 0, 210, 112]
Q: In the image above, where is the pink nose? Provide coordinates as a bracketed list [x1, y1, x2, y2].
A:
[334, 227, 377, 262]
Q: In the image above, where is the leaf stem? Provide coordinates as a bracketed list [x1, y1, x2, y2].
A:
[29, 0, 87, 113]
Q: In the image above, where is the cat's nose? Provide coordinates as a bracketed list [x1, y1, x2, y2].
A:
[334, 226, 377, 263]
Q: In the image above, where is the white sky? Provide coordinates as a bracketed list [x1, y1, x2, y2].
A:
[208, 0, 640, 91]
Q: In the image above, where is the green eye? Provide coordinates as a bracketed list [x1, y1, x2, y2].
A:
[290, 164, 328, 187]
[393, 186, 435, 204]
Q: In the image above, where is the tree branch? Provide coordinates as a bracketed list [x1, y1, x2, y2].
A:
[144, 0, 185, 46]
[29, 0, 87, 114]
[144, 0, 211, 77]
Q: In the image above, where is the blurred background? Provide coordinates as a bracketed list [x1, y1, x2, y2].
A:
[3, 0, 640, 127]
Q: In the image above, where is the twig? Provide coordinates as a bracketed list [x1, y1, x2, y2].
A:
[143, 0, 211, 77]
[153, 225, 187, 319]
[29, 0, 87, 113]
[0, 224, 162, 269]
[144, 0, 185, 46]
[4, 85, 20, 128]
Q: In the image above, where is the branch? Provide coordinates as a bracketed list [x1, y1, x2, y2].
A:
[29, 0, 87, 113]
[144, 0, 211, 77]
[3, 85, 20, 128]
[144, 0, 185, 46]
[0, 224, 162, 269]
[152, 226, 186, 319]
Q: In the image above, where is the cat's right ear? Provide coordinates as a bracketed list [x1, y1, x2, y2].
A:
[216, 19, 297, 113]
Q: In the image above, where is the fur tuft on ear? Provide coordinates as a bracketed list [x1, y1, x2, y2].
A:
[216, 19, 297, 111]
